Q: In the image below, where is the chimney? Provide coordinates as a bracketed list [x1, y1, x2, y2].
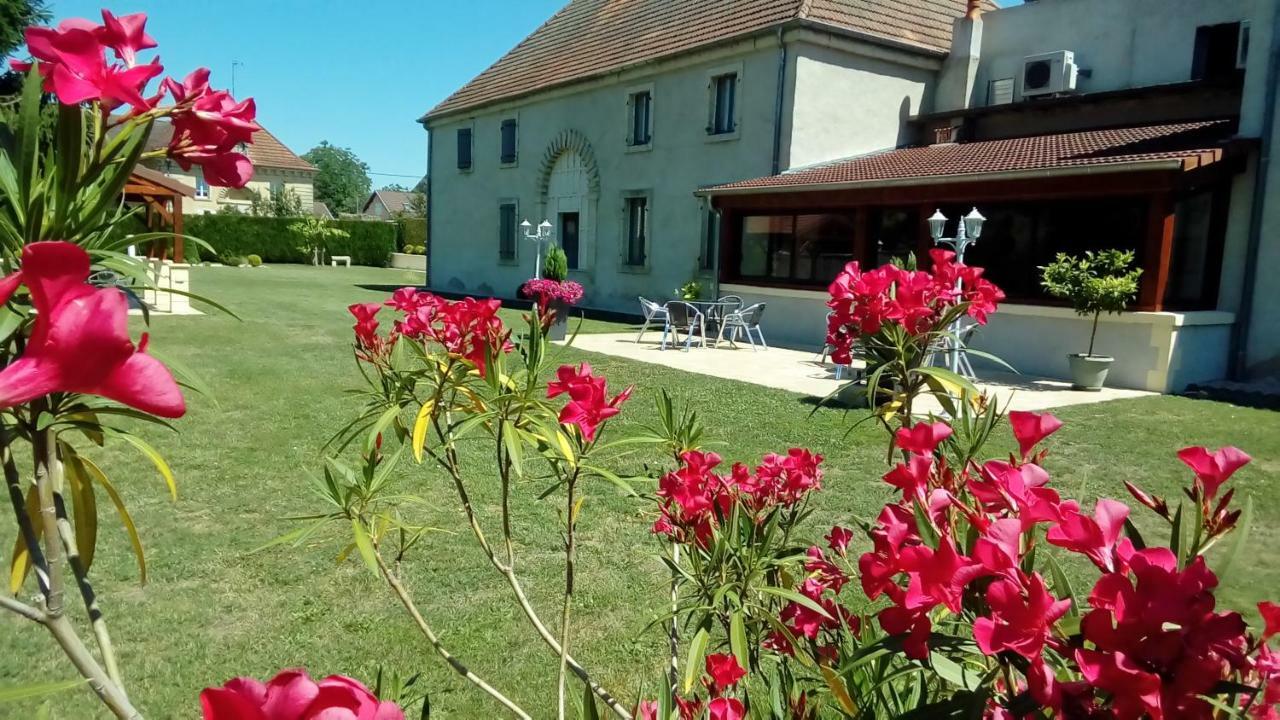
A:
[937, 3, 985, 112]
[966, 0, 983, 21]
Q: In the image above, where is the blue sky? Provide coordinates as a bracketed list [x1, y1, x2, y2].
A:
[44, 1, 1020, 186]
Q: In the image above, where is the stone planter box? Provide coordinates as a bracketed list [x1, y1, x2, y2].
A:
[390, 252, 427, 271]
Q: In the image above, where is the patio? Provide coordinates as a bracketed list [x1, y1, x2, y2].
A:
[565, 332, 1154, 412]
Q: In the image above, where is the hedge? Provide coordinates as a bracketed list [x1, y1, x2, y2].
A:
[182, 215, 396, 267]
[396, 217, 427, 252]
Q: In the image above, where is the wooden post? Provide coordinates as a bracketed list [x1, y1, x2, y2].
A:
[1139, 194, 1175, 311]
[171, 196, 184, 263]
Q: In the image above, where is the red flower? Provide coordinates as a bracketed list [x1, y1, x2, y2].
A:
[708, 697, 745, 720]
[973, 573, 1071, 659]
[705, 653, 746, 693]
[1008, 411, 1063, 460]
[1177, 446, 1251, 502]
[825, 525, 853, 556]
[899, 533, 987, 613]
[19, 19, 164, 111]
[878, 604, 933, 660]
[0, 242, 184, 418]
[894, 421, 953, 455]
[547, 363, 632, 441]
[1260, 601, 1280, 641]
[200, 669, 404, 720]
[635, 700, 659, 720]
[97, 10, 157, 67]
[1046, 499, 1133, 573]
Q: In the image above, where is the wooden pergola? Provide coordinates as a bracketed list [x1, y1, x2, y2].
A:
[123, 166, 194, 261]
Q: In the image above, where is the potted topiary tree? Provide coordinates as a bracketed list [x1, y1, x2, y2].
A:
[1040, 249, 1143, 391]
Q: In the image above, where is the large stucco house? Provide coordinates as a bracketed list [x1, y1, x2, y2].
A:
[422, 0, 1280, 393]
[144, 123, 318, 215]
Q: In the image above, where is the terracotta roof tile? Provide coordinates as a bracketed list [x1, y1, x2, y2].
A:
[705, 120, 1238, 192]
[365, 190, 423, 214]
[426, 0, 988, 119]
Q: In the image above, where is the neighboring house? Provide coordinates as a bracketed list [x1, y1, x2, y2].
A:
[423, 0, 1280, 393]
[143, 123, 317, 215]
[313, 201, 335, 219]
[362, 190, 424, 219]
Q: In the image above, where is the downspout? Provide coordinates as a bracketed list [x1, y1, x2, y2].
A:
[1231, 0, 1280, 379]
[422, 119, 433, 289]
[770, 26, 788, 175]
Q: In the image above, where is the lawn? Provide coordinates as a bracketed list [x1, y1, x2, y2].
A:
[2, 264, 1278, 718]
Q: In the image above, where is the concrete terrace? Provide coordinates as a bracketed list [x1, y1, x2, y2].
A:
[565, 332, 1154, 413]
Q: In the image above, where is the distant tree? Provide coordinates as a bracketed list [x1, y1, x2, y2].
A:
[380, 183, 410, 192]
[302, 141, 371, 216]
[249, 186, 305, 217]
[402, 192, 427, 219]
[412, 175, 429, 194]
[0, 0, 50, 95]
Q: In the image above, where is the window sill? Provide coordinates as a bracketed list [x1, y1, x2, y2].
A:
[705, 129, 740, 144]
[618, 264, 650, 275]
[497, 257, 519, 266]
[625, 142, 653, 154]
[499, 159, 519, 169]
[457, 166, 474, 174]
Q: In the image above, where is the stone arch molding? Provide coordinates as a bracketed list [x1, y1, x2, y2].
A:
[538, 129, 601, 199]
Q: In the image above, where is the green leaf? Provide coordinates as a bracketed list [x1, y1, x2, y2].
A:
[1170, 503, 1185, 567]
[79, 455, 146, 584]
[1122, 517, 1148, 551]
[62, 449, 99, 572]
[8, 485, 40, 594]
[350, 518, 380, 575]
[729, 611, 748, 669]
[927, 651, 981, 691]
[0, 678, 88, 703]
[758, 585, 834, 621]
[1213, 495, 1252, 584]
[113, 432, 178, 501]
[501, 420, 524, 477]
[581, 679, 601, 720]
[1042, 551, 1078, 619]
[682, 625, 709, 695]
[365, 405, 401, 457]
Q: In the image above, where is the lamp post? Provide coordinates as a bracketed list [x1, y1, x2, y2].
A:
[521, 219, 554, 278]
[927, 207, 986, 378]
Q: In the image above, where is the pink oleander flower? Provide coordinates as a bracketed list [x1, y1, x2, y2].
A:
[704, 654, 746, 694]
[547, 362, 632, 441]
[1177, 445, 1252, 502]
[708, 697, 745, 720]
[1008, 411, 1063, 460]
[15, 14, 164, 111]
[1046, 498, 1134, 573]
[0, 242, 184, 418]
[973, 573, 1071, 659]
[1262, 601, 1280, 641]
[825, 525, 853, 556]
[521, 278, 584, 314]
[894, 421, 953, 455]
[200, 669, 404, 720]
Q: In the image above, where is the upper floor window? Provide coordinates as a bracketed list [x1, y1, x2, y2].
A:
[709, 73, 737, 135]
[500, 119, 518, 164]
[625, 196, 649, 267]
[456, 128, 473, 170]
[498, 202, 517, 261]
[1192, 21, 1247, 82]
[195, 175, 210, 199]
[629, 90, 652, 146]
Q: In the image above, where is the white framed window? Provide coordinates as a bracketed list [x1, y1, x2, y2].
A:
[623, 193, 650, 268]
[498, 200, 518, 262]
[704, 63, 743, 141]
[195, 175, 210, 199]
[499, 117, 519, 166]
[626, 85, 653, 149]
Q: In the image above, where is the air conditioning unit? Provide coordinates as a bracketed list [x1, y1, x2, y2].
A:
[1022, 51, 1079, 98]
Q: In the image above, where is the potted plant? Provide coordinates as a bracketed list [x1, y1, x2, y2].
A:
[1040, 249, 1143, 391]
[676, 279, 703, 301]
[522, 246, 581, 341]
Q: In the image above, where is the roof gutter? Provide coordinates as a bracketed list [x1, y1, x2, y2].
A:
[421, 119, 433, 288]
[695, 158, 1187, 198]
[1230, 0, 1280, 379]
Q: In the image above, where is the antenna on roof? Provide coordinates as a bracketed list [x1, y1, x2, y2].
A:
[231, 61, 244, 96]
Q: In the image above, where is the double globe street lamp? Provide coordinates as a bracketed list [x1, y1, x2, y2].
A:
[520, 219, 554, 279]
[927, 207, 987, 379]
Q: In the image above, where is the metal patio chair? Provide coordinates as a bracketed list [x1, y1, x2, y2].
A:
[636, 296, 669, 343]
[716, 302, 767, 350]
[661, 301, 706, 351]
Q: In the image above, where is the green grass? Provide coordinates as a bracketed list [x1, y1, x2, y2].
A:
[1, 264, 1277, 717]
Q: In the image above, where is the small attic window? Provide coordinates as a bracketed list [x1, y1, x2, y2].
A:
[1192, 22, 1246, 82]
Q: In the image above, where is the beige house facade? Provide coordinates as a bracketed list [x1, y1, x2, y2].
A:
[145, 125, 317, 215]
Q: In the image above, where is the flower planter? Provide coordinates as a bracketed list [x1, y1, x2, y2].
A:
[1067, 353, 1114, 391]
[547, 299, 569, 341]
[390, 252, 426, 271]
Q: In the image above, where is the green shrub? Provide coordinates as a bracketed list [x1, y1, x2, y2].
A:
[183, 214, 395, 267]
[247, 254, 262, 267]
[228, 255, 249, 267]
[544, 246, 569, 281]
[397, 217, 427, 252]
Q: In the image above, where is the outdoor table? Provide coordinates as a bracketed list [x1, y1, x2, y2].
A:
[683, 300, 739, 338]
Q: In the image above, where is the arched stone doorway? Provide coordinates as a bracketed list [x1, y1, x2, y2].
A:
[539, 130, 600, 272]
